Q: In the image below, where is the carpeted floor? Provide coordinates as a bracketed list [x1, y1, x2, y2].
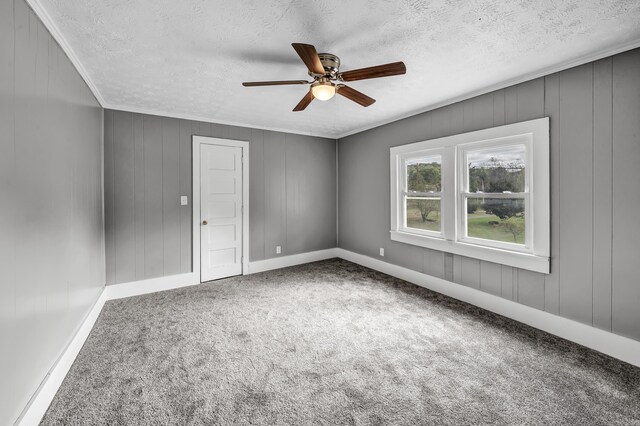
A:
[42, 259, 640, 425]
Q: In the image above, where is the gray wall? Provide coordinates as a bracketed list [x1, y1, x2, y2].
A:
[338, 48, 640, 341]
[104, 110, 337, 285]
[0, 0, 105, 423]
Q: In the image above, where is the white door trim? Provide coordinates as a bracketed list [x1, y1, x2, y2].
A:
[192, 136, 249, 284]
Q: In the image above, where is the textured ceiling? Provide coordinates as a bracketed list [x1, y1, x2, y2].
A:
[37, 0, 640, 138]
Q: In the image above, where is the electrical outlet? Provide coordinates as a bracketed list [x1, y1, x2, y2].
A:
[180, 196, 188, 206]
[276, 246, 281, 254]
[379, 248, 385, 257]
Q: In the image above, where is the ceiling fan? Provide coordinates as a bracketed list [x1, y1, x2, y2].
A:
[242, 43, 406, 111]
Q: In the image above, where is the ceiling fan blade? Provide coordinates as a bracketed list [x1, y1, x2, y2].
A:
[339, 61, 406, 82]
[292, 43, 325, 75]
[243, 80, 309, 87]
[293, 90, 314, 111]
[336, 85, 376, 107]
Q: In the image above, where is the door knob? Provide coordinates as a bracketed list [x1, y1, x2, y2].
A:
[202, 220, 208, 225]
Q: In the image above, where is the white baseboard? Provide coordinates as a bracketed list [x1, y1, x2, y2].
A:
[17, 287, 108, 426]
[105, 272, 196, 300]
[248, 248, 339, 274]
[17, 248, 640, 425]
[335, 248, 640, 368]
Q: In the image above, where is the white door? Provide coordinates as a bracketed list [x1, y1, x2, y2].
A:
[200, 144, 243, 281]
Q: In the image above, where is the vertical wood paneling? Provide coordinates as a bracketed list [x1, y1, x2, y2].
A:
[430, 107, 450, 139]
[501, 266, 514, 300]
[338, 48, 640, 342]
[458, 257, 481, 289]
[493, 89, 506, 126]
[444, 253, 454, 282]
[104, 110, 115, 284]
[249, 129, 266, 261]
[424, 248, 445, 280]
[211, 122, 229, 139]
[462, 101, 474, 132]
[195, 121, 211, 137]
[161, 117, 181, 276]
[558, 64, 594, 325]
[337, 133, 368, 255]
[113, 111, 135, 283]
[450, 103, 465, 135]
[285, 134, 304, 255]
[612, 51, 640, 340]
[264, 132, 287, 256]
[471, 92, 494, 130]
[0, 0, 16, 419]
[13, 0, 40, 403]
[516, 79, 545, 121]
[480, 262, 502, 296]
[517, 270, 545, 310]
[143, 115, 164, 278]
[178, 120, 192, 273]
[133, 114, 145, 279]
[390, 111, 431, 145]
[229, 125, 251, 142]
[513, 78, 546, 309]
[1, 1, 104, 422]
[544, 73, 561, 314]
[504, 86, 518, 124]
[106, 112, 337, 282]
[388, 242, 425, 273]
[286, 134, 337, 255]
[592, 58, 613, 331]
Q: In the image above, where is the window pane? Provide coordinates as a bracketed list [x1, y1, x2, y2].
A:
[406, 155, 441, 192]
[467, 198, 524, 244]
[467, 145, 525, 193]
[406, 197, 441, 232]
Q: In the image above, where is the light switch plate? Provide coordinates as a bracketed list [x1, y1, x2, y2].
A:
[276, 246, 281, 254]
[379, 248, 385, 256]
[180, 196, 188, 206]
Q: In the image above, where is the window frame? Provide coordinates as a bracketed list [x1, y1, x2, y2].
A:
[457, 136, 532, 253]
[399, 148, 445, 238]
[390, 117, 550, 274]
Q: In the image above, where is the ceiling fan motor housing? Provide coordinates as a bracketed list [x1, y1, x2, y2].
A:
[313, 53, 341, 78]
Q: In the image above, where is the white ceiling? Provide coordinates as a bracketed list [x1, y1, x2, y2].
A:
[34, 0, 640, 138]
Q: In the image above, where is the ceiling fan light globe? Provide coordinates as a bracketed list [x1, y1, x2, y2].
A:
[311, 83, 336, 101]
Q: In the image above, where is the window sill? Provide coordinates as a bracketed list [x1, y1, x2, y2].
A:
[390, 230, 549, 274]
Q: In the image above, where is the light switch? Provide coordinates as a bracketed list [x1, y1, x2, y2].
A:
[276, 246, 281, 254]
[180, 196, 188, 206]
[379, 248, 385, 257]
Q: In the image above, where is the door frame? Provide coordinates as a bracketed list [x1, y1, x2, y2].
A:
[192, 135, 249, 284]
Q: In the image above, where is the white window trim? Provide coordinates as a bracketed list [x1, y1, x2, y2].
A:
[390, 117, 550, 274]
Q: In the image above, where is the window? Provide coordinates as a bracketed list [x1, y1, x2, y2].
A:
[404, 152, 442, 234]
[390, 118, 549, 273]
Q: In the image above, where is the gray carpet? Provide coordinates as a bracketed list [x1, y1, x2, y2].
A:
[42, 259, 640, 425]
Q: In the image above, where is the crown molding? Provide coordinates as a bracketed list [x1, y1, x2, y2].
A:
[336, 39, 640, 139]
[103, 38, 640, 140]
[25, 0, 106, 106]
[25, 0, 640, 140]
[102, 103, 337, 139]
